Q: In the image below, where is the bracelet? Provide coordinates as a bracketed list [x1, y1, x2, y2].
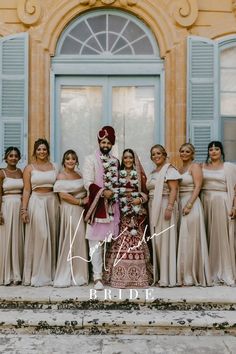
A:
[138, 197, 143, 204]
[21, 210, 28, 215]
[78, 198, 83, 206]
[186, 202, 193, 209]
[166, 205, 173, 211]
[21, 208, 28, 215]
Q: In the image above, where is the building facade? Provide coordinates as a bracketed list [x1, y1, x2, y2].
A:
[0, 0, 236, 170]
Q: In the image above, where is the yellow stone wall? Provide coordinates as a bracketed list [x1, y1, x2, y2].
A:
[0, 0, 236, 163]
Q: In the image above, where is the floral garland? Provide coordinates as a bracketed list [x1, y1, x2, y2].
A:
[119, 169, 143, 236]
[100, 154, 119, 220]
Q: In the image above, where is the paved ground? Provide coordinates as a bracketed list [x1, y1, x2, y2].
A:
[0, 334, 235, 354]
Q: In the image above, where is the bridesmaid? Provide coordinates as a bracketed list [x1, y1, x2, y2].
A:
[146, 144, 181, 287]
[0, 147, 23, 285]
[22, 138, 59, 286]
[53, 150, 89, 287]
[177, 143, 211, 286]
[201, 141, 236, 285]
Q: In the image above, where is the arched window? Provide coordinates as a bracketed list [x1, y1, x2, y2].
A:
[56, 11, 158, 57]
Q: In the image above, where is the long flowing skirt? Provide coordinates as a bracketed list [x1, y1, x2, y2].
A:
[104, 214, 152, 288]
[201, 190, 235, 285]
[177, 194, 211, 286]
[0, 195, 23, 285]
[23, 192, 59, 286]
[150, 196, 178, 287]
[54, 201, 89, 287]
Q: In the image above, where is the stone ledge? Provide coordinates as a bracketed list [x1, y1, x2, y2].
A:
[0, 309, 235, 335]
[0, 285, 235, 311]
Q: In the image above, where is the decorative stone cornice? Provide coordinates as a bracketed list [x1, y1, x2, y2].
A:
[80, 0, 137, 6]
[17, 0, 42, 26]
[172, 0, 199, 27]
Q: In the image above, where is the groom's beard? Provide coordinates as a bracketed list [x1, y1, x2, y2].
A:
[100, 147, 112, 155]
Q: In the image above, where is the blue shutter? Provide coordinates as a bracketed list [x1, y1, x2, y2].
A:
[187, 36, 219, 161]
[0, 33, 28, 166]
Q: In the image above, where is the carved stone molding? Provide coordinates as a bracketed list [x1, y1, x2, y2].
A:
[233, 1, 236, 15]
[17, 0, 42, 26]
[172, 0, 199, 27]
[80, 0, 137, 6]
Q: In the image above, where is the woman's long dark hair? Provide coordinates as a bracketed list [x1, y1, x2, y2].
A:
[120, 148, 135, 170]
[4, 146, 21, 161]
[206, 141, 225, 163]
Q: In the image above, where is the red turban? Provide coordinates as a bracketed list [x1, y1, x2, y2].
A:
[97, 126, 116, 145]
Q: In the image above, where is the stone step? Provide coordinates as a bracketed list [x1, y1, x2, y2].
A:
[0, 334, 236, 354]
[0, 308, 235, 335]
[0, 285, 236, 311]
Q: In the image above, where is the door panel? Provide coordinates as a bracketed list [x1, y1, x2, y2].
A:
[56, 76, 160, 172]
[60, 85, 103, 166]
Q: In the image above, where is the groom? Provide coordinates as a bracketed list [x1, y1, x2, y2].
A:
[83, 126, 120, 290]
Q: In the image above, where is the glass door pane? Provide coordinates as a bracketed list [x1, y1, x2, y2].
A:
[222, 117, 236, 162]
[59, 85, 102, 167]
[111, 81, 157, 173]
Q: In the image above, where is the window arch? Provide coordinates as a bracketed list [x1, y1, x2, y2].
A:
[56, 10, 159, 57]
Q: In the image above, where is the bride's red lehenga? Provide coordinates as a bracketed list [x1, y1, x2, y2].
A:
[104, 152, 153, 288]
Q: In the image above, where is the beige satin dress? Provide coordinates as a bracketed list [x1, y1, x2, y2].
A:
[53, 179, 89, 287]
[23, 167, 59, 286]
[147, 166, 180, 287]
[177, 171, 211, 286]
[201, 168, 235, 285]
[0, 173, 24, 285]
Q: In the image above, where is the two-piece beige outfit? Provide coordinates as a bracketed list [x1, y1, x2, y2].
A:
[23, 165, 59, 286]
[0, 171, 24, 285]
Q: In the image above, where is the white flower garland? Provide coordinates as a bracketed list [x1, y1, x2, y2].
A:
[101, 154, 119, 220]
[119, 169, 142, 236]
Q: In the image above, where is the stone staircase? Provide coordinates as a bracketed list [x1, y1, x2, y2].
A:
[0, 285, 235, 336]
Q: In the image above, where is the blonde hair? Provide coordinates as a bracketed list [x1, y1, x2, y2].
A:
[179, 143, 195, 159]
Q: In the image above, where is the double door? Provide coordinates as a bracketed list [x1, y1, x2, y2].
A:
[55, 75, 161, 172]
